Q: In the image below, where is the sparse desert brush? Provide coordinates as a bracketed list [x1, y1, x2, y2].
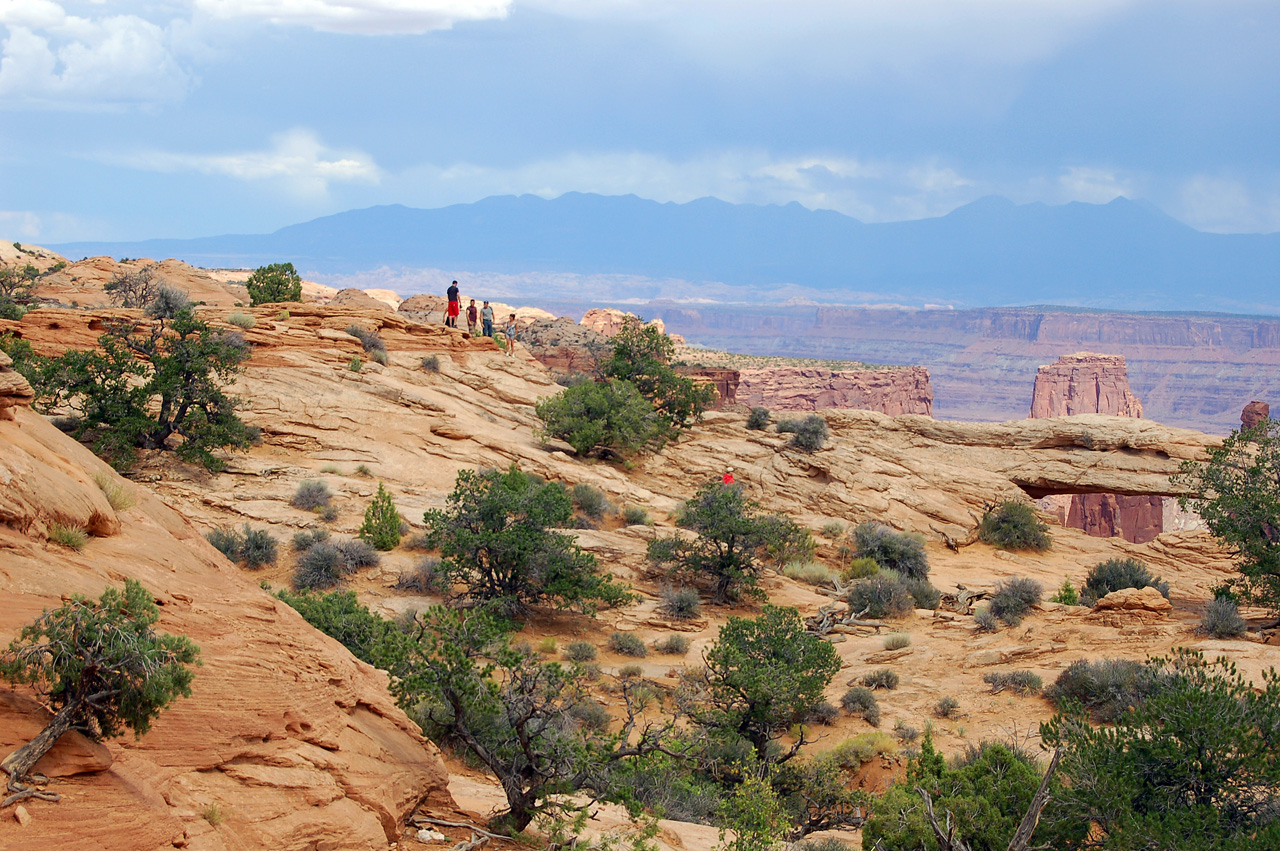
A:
[226, 312, 256, 330]
[933, 696, 961, 719]
[988, 575, 1043, 626]
[841, 556, 880, 580]
[905, 577, 941, 610]
[1200, 596, 1247, 638]
[319, 463, 342, 474]
[202, 803, 226, 827]
[883, 632, 911, 651]
[820, 521, 845, 538]
[354, 464, 373, 477]
[618, 663, 644, 679]
[1051, 576, 1081, 606]
[571, 483, 612, 519]
[983, 670, 1043, 696]
[853, 522, 930, 579]
[783, 560, 838, 586]
[291, 479, 332, 511]
[846, 572, 915, 619]
[840, 686, 881, 726]
[893, 720, 920, 743]
[239, 526, 278, 569]
[568, 700, 610, 732]
[655, 634, 690, 655]
[862, 669, 900, 690]
[370, 349, 389, 366]
[332, 537, 380, 573]
[1045, 659, 1156, 723]
[608, 631, 648, 658]
[94, 471, 136, 511]
[621, 505, 651, 525]
[48, 522, 88, 550]
[978, 501, 1051, 551]
[825, 731, 896, 768]
[746, 407, 771, 430]
[974, 606, 999, 632]
[292, 528, 330, 552]
[538, 637, 558, 655]
[393, 556, 446, 594]
[207, 527, 243, 560]
[776, 414, 829, 452]
[421, 355, 440, 372]
[563, 640, 598, 662]
[659, 585, 702, 620]
[292, 542, 343, 590]
[345, 324, 386, 354]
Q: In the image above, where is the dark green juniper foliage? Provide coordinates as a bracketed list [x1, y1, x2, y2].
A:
[1174, 417, 1280, 609]
[648, 482, 809, 604]
[0, 580, 199, 799]
[535, 378, 667, 458]
[245, 262, 303, 305]
[1041, 650, 1280, 850]
[977, 501, 1052, 551]
[1080, 557, 1169, 606]
[22, 297, 252, 471]
[600, 316, 715, 433]
[359, 482, 402, 550]
[423, 465, 633, 617]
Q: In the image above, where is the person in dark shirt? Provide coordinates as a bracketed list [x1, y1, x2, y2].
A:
[466, 299, 479, 334]
[446, 281, 460, 327]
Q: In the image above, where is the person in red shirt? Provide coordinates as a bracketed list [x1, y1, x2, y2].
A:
[722, 467, 735, 485]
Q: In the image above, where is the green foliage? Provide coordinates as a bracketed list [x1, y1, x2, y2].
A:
[716, 770, 788, 851]
[861, 669, 900, 690]
[982, 670, 1043, 695]
[853, 522, 930, 579]
[290, 479, 332, 510]
[48, 522, 88, 550]
[94, 471, 136, 511]
[1045, 658, 1156, 723]
[1041, 650, 1280, 850]
[349, 354, 363, 372]
[845, 572, 915, 619]
[782, 561, 838, 586]
[904, 577, 942, 610]
[245, 262, 302, 306]
[201, 803, 225, 826]
[934, 696, 960, 719]
[536, 378, 666, 458]
[1175, 417, 1280, 608]
[277, 589, 413, 674]
[622, 505, 652, 526]
[839, 686, 880, 726]
[1080, 557, 1169, 606]
[423, 465, 633, 617]
[564, 641, 598, 662]
[0, 580, 199, 764]
[776, 414, 828, 452]
[206, 527, 242, 560]
[226, 312, 256, 329]
[208, 524, 280, 569]
[291, 528, 330, 552]
[746, 407, 770, 430]
[26, 305, 252, 470]
[660, 585, 703, 619]
[103, 265, 161, 308]
[1051, 576, 1080, 606]
[987, 575, 1042, 626]
[609, 632, 648, 657]
[686, 605, 841, 760]
[601, 317, 714, 432]
[359, 482, 402, 550]
[841, 556, 881, 580]
[977, 501, 1051, 551]
[656, 634, 690, 655]
[572, 483, 612, 519]
[864, 734, 1076, 851]
[1200, 596, 1247, 638]
[757, 514, 816, 568]
[649, 483, 801, 604]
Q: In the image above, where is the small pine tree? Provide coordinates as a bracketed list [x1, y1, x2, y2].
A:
[245, 262, 303, 306]
[359, 482, 402, 551]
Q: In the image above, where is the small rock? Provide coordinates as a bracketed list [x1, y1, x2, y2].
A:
[416, 828, 447, 842]
[14, 805, 32, 826]
[1092, 586, 1173, 614]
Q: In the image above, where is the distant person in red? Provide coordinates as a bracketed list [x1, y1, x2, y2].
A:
[446, 280, 460, 327]
[722, 467, 735, 485]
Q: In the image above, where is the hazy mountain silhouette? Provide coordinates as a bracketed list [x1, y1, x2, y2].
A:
[51, 193, 1280, 311]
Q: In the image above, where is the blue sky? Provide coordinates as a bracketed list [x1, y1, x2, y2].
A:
[1, 0, 1278, 242]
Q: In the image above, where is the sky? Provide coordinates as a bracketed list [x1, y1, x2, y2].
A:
[1, 0, 1278, 243]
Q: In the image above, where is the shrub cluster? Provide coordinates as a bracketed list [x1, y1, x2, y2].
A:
[776, 414, 829, 452]
[563, 640, 598, 662]
[1200, 596, 1247, 638]
[358, 482, 402, 550]
[205, 524, 278, 569]
[571, 483, 612, 519]
[861, 669, 900, 690]
[621, 505, 651, 525]
[986, 576, 1042, 626]
[659, 586, 702, 620]
[608, 631, 648, 657]
[291, 534, 380, 590]
[977, 501, 1051, 551]
[291, 480, 333, 511]
[840, 686, 881, 726]
[982, 670, 1043, 695]
[655, 634, 690, 655]
[394, 556, 447, 594]
[746, 407, 771, 430]
[853, 522, 930, 579]
[1045, 658, 1156, 722]
[1079, 557, 1169, 606]
[846, 571, 938, 619]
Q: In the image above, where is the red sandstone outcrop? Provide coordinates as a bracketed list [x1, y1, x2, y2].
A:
[737, 366, 933, 416]
[0, 351, 34, 421]
[676, 366, 740, 408]
[1030, 352, 1163, 543]
[0, 406, 452, 851]
[31, 257, 249, 309]
[580, 308, 678, 341]
[1243, 400, 1270, 429]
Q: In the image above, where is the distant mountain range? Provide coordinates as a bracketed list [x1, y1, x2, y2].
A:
[51, 193, 1280, 312]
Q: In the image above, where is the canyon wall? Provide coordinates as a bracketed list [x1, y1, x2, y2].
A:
[737, 366, 933, 415]
[1028, 352, 1164, 544]
[650, 303, 1280, 434]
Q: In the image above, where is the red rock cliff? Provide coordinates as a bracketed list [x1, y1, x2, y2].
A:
[738, 366, 933, 416]
[1029, 352, 1163, 543]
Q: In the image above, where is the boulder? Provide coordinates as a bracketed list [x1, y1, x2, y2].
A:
[1242, 400, 1270, 429]
[1092, 586, 1174, 614]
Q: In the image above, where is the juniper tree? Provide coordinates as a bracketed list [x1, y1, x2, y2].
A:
[245, 262, 303, 305]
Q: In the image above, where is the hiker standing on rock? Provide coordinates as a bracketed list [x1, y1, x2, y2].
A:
[446, 280, 460, 328]
[481, 301, 495, 337]
[466, 299, 478, 335]
[503, 313, 518, 357]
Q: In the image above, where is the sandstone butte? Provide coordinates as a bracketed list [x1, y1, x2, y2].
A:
[4, 254, 1280, 851]
[1029, 352, 1166, 544]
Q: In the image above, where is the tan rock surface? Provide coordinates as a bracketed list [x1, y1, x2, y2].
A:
[1092, 586, 1174, 613]
[0, 408, 451, 851]
[31, 257, 249, 309]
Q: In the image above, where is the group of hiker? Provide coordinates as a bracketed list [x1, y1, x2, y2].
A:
[444, 280, 518, 357]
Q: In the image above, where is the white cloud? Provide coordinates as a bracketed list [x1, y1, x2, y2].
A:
[1055, 166, 1137, 205]
[111, 128, 383, 198]
[194, 0, 512, 35]
[0, 4, 190, 106]
[0, 209, 42, 239]
[1173, 175, 1280, 234]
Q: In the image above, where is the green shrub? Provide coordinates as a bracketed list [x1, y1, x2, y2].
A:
[1050, 577, 1080, 606]
[904, 577, 941, 610]
[618, 663, 644, 679]
[571, 483, 611, 519]
[982, 670, 1042, 695]
[806, 700, 840, 725]
[846, 572, 915, 619]
[291, 479, 332, 511]
[824, 732, 898, 768]
[245, 263, 302, 305]
[934, 696, 961, 719]
[348, 355, 362, 372]
[655, 634, 690, 655]
[608, 631, 648, 658]
[346, 324, 386, 354]
[883, 632, 911, 651]
[1080, 557, 1169, 606]
[987, 576, 1042, 626]
[421, 355, 440, 371]
[776, 414, 829, 452]
[239, 526, 278, 569]
[840, 686, 881, 725]
[226, 312, 256, 329]
[358, 482, 402, 550]
[842, 556, 881, 580]
[369, 349, 388, 366]
[354, 464, 373, 477]
[293, 542, 344, 590]
[536, 378, 668, 458]
[977, 501, 1051, 551]
[1045, 658, 1156, 722]
[292, 528, 330, 552]
[207, 527, 243, 560]
[333, 537, 381, 573]
[537, 637, 558, 655]
[783, 560, 838, 586]
[568, 700, 611, 732]
[318, 504, 339, 523]
[621, 505, 651, 525]
[600, 317, 715, 433]
[854, 522, 930, 579]
[862, 668, 900, 690]
[974, 607, 999, 632]
[659, 586, 702, 619]
[48, 522, 88, 550]
[1200, 596, 1247, 638]
[746, 407, 771, 430]
[563, 641, 598, 662]
[820, 521, 844, 538]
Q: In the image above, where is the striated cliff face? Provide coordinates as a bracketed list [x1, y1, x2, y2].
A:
[1029, 352, 1164, 544]
[737, 366, 933, 416]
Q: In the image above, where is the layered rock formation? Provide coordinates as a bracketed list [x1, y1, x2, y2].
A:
[737, 366, 933, 416]
[0, 370, 452, 850]
[1243, 400, 1271, 429]
[31, 257, 249, 309]
[676, 366, 740, 407]
[0, 351, 34, 421]
[520, 317, 613, 373]
[1030, 353, 1163, 543]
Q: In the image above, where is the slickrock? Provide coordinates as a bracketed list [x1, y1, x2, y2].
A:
[0, 408, 451, 851]
[737, 365, 933, 416]
[1242, 400, 1270, 429]
[521, 317, 613, 373]
[332, 287, 394, 311]
[0, 350, 35, 421]
[1091, 586, 1174, 614]
[31, 257, 248, 309]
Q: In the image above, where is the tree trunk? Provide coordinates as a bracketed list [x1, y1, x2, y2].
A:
[1, 701, 78, 782]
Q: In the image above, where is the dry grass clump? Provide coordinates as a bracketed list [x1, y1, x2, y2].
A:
[1200, 597, 1247, 638]
[861, 669, 900, 690]
[883, 633, 911, 651]
[783, 560, 839, 586]
[933, 696, 961, 719]
[93, 471, 136, 511]
[655, 634, 690, 655]
[982, 670, 1043, 696]
[226, 312, 256, 330]
[48, 522, 88, 550]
